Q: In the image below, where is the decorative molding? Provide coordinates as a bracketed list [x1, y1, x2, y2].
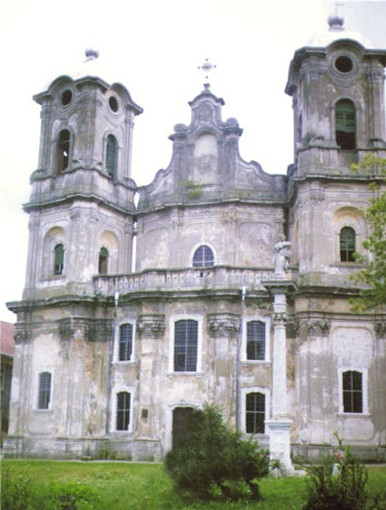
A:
[58, 318, 113, 342]
[14, 324, 32, 343]
[207, 313, 239, 337]
[286, 318, 299, 338]
[374, 321, 386, 339]
[306, 319, 331, 336]
[137, 314, 165, 339]
[272, 312, 289, 325]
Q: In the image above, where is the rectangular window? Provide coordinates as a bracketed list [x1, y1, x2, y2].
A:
[116, 391, 131, 431]
[343, 371, 363, 413]
[119, 324, 133, 361]
[174, 320, 198, 372]
[247, 321, 266, 360]
[246, 392, 265, 433]
[38, 372, 52, 409]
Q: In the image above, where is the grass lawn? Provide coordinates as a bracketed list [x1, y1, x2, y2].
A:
[2, 460, 386, 510]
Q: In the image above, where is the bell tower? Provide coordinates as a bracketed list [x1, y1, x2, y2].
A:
[286, 15, 386, 177]
[23, 50, 143, 299]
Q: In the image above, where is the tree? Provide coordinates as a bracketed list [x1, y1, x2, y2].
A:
[164, 404, 269, 501]
[351, 155, 386, 311]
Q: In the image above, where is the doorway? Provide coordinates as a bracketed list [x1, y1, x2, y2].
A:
[172, 407, 194, 450]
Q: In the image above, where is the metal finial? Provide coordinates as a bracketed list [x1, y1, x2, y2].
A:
[198, 58, 217, 81]
[84, 48, 99, 61]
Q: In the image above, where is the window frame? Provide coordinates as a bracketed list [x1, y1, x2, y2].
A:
[169, 315, 203, 374]
[114, 321, 136, 363]
[56, 128, 72, 174]
[338, 368, 368, 415]
[105, 133, 118, 178]
[37, 371, 52, 410]
[54, 243, 65, 276]
[192, 244, 215, 268]
[339, 226, 356, 263]
[242, 317, 271, 363]
[335, 98, 356, 150]
[98, 246, 109, 274]
[242, 387, 269, 435]
[111, 386, 135, 433]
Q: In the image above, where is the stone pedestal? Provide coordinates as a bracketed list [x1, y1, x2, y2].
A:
[266, 419, 294, 474]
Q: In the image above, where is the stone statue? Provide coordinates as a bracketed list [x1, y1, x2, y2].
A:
[273, 235, 292, 277]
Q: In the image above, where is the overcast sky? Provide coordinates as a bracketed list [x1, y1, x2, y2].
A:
[1, 0, 386, 323]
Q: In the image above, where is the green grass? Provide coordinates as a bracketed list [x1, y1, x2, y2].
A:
[1, 460, 385, 510]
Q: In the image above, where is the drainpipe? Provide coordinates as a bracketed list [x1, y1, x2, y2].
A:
[105, 291, 119, 437]
[236, 286, 246, 432]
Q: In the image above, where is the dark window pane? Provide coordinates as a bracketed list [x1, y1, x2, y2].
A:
[119, 324, 133, 361]
[57, 129, 71, 174]
[343, 371, 363, 413]
[247, 321, 266, 360]
[38, 372, 51, 409]
[106, 135, 117, 177]
[340, 227, 356, 262]
[98, 247, 108, 274]
[336, 99, 356, 150]
[54, 244, 64, 275]
[193, 246, 214, 268]
[174, 320, 198, 372]
[116, 392, 130, 430]
[246, 392, 265, 433]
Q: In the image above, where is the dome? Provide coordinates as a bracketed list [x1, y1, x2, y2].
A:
[306, 15, 377, 49]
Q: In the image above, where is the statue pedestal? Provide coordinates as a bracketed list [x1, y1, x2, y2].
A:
[266, 419, 294, 474]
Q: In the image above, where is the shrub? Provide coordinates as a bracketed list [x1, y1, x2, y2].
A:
[303, 436, 368, 510]
[164, 404, 269, 501]
[46, 482, 96, 510]
[1, 468, 33, 510]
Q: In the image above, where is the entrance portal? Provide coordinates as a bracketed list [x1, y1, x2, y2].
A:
[172, 407, 194, 450]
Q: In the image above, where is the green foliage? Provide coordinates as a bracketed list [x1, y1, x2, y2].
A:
[164, 404, 269, 501]
[351, 155, 386, 310]
[182, 180, 203, 199]
[46, 482, 96, 510]
[1, 468, 33, 510]
[303, 436, 368, 510]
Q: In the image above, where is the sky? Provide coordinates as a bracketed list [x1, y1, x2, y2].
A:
[1, 0, 386, 323]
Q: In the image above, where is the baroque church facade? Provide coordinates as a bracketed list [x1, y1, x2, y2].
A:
[5, 16, 386, 464]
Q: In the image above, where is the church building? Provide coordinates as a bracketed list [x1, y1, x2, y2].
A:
[5, 15, 386, 465]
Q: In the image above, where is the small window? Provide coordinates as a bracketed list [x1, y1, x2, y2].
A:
[119, 324, 133, 361]
[174, 320, 198, 372]
[98, 247, 108, 274]
[109, 96, 119, 113]
[56, 129, 71, 174]
[340, 227, 356, 262]
[343, 371, 363, 413]
[246, 392, 265, 433]
[54, 244, 64, 275]
[38, 372, 52, 409]
[61, 90, 73, 106]
[192, 245, 214, 268]
[335, 56, 353, 73]
[246, 321, 266, 360]
[335, 99, 356, 150]
[106, 134, 118, 177]
[116, 391, 131, 430]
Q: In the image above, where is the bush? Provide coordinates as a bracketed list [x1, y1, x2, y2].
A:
[164, 404, 269, 501]
[303, 436, 368, 510]
[46, 482, 96, 510]
[1, 468, 33, 510]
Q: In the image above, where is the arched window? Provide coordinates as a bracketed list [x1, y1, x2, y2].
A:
[56, 129, 71, 174]
[98, 247, 108, 274]
[38, 372, 52, 409]
[340, 227, 356, 262]
[106, 134, 118, 178]
[192, 245, 214, 268]
[246, 392, 265, 433]
[54, 244, 64, 275]
[116, 391, 131, 431]
[335, 99, 356, 150]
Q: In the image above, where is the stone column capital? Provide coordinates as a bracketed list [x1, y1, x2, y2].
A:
[137, 314, 165, 339]
[207, 313, 240, 338]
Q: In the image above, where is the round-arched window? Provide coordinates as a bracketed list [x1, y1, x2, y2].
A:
[192, 245, 214, 267]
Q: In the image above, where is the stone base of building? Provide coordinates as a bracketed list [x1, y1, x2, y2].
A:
[292, 443, 386, 463]
[2, 436, 163, 462]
